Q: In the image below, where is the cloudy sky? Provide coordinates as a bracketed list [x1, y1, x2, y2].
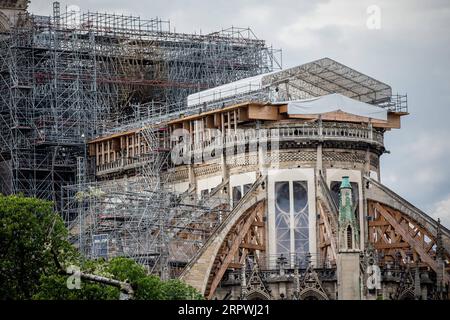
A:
[29, 0, 450, 226]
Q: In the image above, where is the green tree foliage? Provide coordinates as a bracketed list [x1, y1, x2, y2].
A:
[32, 274, 119, 300]
[0, 194, 203, 300]
[0, 194, 77, 299]
[162, 279, 204, 300]
[33, 257, 204, 300]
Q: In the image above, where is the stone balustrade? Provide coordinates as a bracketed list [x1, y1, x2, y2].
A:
[96, 123, 384, 175]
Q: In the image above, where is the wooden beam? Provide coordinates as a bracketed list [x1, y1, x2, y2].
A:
[240, 243, 265, 251]
[374, 242, 410, 249]
[278, 104, 288, 113]
[207, 201, 263, 299]
[167, 102, 257, 125]
[317, 200, 337, 262]
[286, 110, 404, 129]
[251, 221, 265, 227]
[369, 220, 391, 227]
[374, 203, 450, 284]
[248, 104, 279, 120]
[89, 128, 138, 144]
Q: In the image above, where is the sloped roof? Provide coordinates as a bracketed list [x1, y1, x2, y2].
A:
[187, 57, 392, 108]
[264, 57, 392, 104]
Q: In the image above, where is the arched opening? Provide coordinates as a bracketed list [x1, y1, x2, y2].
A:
[346, 225, 353, 249]
[299, 288, 328, 300]
[302, 295, 319, 300]
[398, 290, 415, 300]
[245, 290, 271, 300]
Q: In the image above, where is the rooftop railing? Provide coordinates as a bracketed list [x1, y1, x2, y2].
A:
[96, 122, 384, 175]
[374, 94, 408, 113]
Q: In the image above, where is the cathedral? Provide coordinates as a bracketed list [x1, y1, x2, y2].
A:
[89, 59, 450, 300]
[1, 0, 449, 300]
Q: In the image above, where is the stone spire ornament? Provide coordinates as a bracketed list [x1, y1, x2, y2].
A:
[338, 176, 359, 251]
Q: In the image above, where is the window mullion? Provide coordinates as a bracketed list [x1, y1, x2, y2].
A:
[289, 180, 295, 266]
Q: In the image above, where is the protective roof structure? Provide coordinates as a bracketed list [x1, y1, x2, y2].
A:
[263, 57, 392, 103]
[186, 71, 273, 107]
[187, 57, 393, 108]
[280, 93, 388, 121]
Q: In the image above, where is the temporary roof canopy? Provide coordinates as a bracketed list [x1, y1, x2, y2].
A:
[187, 57, 392, 108]
[187, 71, 273, 108]
[263, 57, 392, 103]
[279, 93, 388, 121]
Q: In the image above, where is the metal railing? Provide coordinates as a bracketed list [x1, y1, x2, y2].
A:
[375, 94, 408, 113]
[96, 154, 157, 175]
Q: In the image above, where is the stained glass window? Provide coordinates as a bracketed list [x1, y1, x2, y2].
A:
[293, 181, 309, 256]
[275, 181, 291, 256]
[274, 180, 309, 258]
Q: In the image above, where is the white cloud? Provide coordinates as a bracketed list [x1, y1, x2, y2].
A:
[406, 133, 450, 162]
[381, 128, 450, 212]
[278, 0, 365, 49]
[431, 195, 450, 229]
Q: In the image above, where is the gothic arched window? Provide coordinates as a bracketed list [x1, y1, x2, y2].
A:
[274, 181, 309, 261]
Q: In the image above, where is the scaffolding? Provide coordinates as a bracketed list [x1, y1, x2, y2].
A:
[63, 176, 230, 278]
[62, 118, 231, 277]
[0, 1, 281, 278]
[0, 2, 281, 208]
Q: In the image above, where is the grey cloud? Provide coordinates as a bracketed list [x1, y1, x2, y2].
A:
[28, 0, 450, 226]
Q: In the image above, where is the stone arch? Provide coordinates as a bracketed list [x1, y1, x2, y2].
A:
[398, 289, 415, 300]
[299, 288, 329, 300]
[245, 290, 271, 300]
[180, 176, 267, 296]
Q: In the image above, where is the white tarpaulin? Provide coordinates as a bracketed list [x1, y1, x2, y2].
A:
[283, 93, 387, 121]
[187, 73, 266, 108]
[187, 69, 281, 108]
